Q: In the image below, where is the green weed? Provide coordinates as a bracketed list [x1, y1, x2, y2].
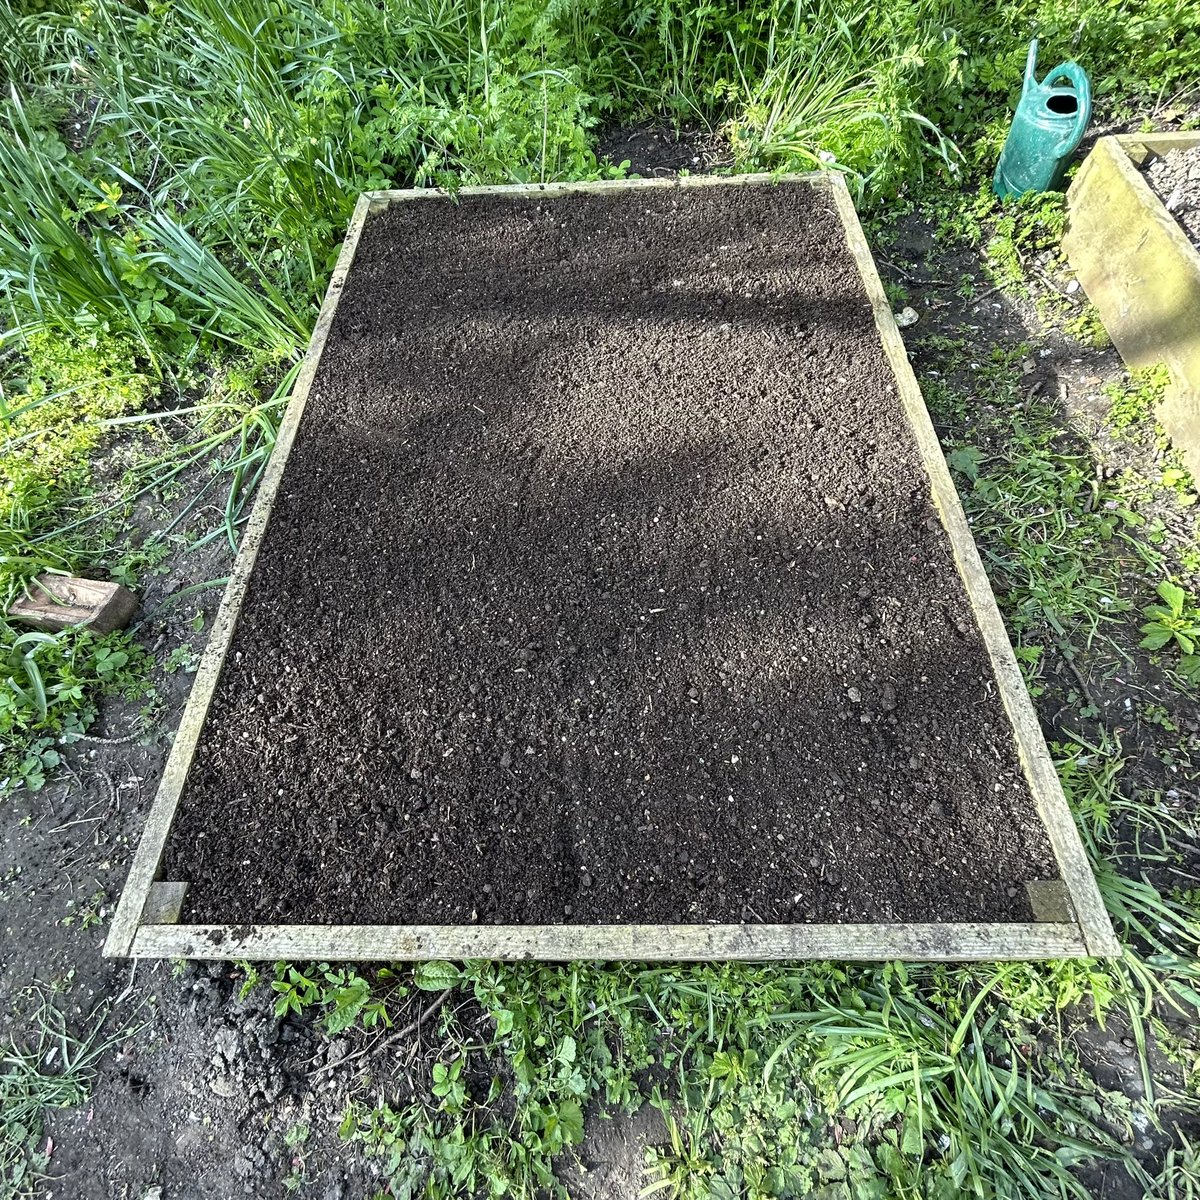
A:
[984, 191, 1067, 297]
[339, 920, 1185, 1200]
[1150, 1127, 1200, 1199]
[0, 328, 153, 603]
[1106, 366, 1171, 434]
[774, 967, 1131, 1199]
[1, 998, 138, 1197]
[722, 2, 960, 198]
[0, 624, 149, 792]
[1063, 303, 1110, 350]
[161, 644, 198, 674]
[99, 355, 303, 552]
[934, 381, 1145, 648]
[235, 960, 261, 1002]
[0, 328, 159, 795]
[271, 963, 401, 1035]
[1139, 580, 1200, 683]
[1141, 581, 1200, 657]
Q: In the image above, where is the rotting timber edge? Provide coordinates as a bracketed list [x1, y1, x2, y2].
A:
[1064, 132, 1200, 481]
[104, 173, 1120, 963]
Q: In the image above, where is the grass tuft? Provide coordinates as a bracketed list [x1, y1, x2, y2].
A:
[1, 998, 138, 1197]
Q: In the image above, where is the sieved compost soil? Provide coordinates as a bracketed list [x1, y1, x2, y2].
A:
[161, 182, 1059, 926]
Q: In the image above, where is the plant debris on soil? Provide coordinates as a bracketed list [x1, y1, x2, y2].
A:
[1143, 144, 1200, 246]
[159, 182, 1059, 928]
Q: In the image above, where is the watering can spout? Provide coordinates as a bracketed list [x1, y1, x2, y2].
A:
[993, 39, 1091, 198]
[1024, 38, 1040, 87]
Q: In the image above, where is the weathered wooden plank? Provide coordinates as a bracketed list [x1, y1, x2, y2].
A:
[9, 574, 137, 633]
[130, 921, 1088, 962]
[1065, 134, 1200, 482]
[102, 192, 379, 957]
[142, 881, 189, 925]
[829, 173, 1120, 958]
[1115, 131, 1200, 165]
[361, 171, 825, 209]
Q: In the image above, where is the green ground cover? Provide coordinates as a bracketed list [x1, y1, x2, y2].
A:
[2, 1, 1199, 1196]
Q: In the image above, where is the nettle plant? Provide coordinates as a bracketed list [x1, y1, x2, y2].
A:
[1140, 580, 1200, 679]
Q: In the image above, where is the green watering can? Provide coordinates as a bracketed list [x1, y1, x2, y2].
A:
[993, 39, 1091, 198]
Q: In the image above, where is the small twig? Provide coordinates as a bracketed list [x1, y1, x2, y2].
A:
[879, 257, 916, 280]
[389, 987, 455, 1043]
[47, 816, 104, 834]
[1053, 638, 1098, 712]
[110, 959, 140, 1011]
[876, 259, 957, 287]
[1164, 836, 1200, 857]
[307, 987, 454, 1080]
[1033, 267, 1061, 294]
[64, 727, 143, 746]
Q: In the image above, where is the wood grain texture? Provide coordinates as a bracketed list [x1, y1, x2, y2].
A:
[361, 172, 826, 208]
[1115, 131, 1200, 165]
[102, 194, 377, 957]
[130, 921, 1087, 962]
[108, 172, 1115, 961]
[1065, 134, 1200, 483]
[9, 574, 137, 633]
[143, 882, 189, 925]
[829, 174, 1119, 958]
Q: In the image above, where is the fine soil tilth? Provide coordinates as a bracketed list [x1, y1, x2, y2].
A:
[161, 181, 1059, 925]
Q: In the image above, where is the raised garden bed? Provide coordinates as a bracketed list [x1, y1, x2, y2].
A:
[1065, 132, 1200, 480]
[106, 174, 1116, 961]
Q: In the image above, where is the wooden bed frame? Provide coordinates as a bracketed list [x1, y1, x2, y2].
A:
[104, 173, 1119, 962]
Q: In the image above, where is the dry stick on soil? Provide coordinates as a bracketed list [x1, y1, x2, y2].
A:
[47, 815, 105, 834]
[878, 257, 952, 287]
[43, 760, 89, 821]
[67, 727, 143, 745]
[307, 987, 454, 1080]
[1052, 639, 1100, 714]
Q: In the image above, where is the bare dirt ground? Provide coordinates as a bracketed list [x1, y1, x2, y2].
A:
[2, 118, 1198, 1199]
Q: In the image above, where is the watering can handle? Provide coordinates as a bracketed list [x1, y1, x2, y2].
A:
[1045, 62, 1093, 158]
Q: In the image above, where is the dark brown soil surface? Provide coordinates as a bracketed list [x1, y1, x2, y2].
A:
[160, 181, 1057, 926]
[597, 120, 731, 176]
